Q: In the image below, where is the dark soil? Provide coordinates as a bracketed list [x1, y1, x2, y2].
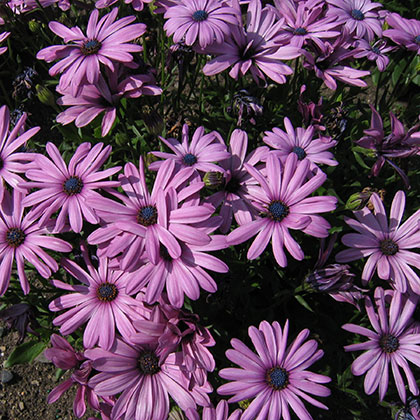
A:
[0, 325, 94, 420]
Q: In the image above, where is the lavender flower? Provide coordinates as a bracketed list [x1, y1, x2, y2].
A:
[384, 14, 420, 55]
[37, 8, 146, 96]
[343, 287, 420, 402]
[218, 320, 331, 420]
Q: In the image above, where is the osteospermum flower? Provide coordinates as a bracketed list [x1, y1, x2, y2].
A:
[228, 153, 337, 267]
[21, 142, 121, 233]
[49, 242, 148, 350]
[36, 8, 146, 96]
[149, 124, 230, 174]
[336, 191, 420, 294]
[87, 158, 215, 272]
[95, 0, 152, 12]
[0, 105, 40, 203]
[327, 0, 383, 41]
[218, 320, 331, 420]
[0, 189, 72, 296]
[343, 287, 420, 403]
[384, 13, 420, 55]
[86, 337, 209, 420]
[263, 117, 338, 168]
[203, 0, 301, 85]
[164, 0, 239, 48]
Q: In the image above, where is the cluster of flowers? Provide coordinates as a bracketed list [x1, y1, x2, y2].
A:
[1, 0, 420, 419]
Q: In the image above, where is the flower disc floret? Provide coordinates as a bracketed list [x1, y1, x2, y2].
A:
[183, 153, 198, 166]
[379, 334, 399, 353]
[266, 367, 288, 390]
[292, 146, 306, 160]
[293, 27, 308, 35]
[267, 200, 289, 222]
[81, 39, 102, 55]
[415, 35, 420, 45]
[137, 205, 158, 226]
[6, 228, 26, 248]
[63, 176, 84, 195]
[351, 9, 365, 20]
[192, 10, 208, 21]
[379, 239, 399, 256]
[96, 283, 118, 302]
[138, 351, 160, 375]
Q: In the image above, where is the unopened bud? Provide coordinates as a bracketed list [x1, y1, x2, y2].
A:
[203, 171, 224, 189]
[36, 84, 56, 108]
[28, 20, 40, 33]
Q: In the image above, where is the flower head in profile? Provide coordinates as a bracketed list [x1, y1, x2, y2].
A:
[0, 105, 40, 203]
[263, 117, 338, 168]
[56, 65, 162, 137]
[49, 242, 148, 351]
[384, 14, 420, 55]
[22, 142, 121, 233]
[86, 336, 210, 420]
[336, 190, 420, 295]
[327, 0, 383, 41]
[228, 153, 337, 267]
[0, 189, 72, 296]
[218, 320, 331, 420]
[164, 0, 239, 48]
[95, 0, 152, 12]
[149, 124, 230, 174]
[343, 287, 420, 403]
[36, 8, 146, 96]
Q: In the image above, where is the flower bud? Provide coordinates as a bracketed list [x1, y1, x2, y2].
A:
[203, 171, 224, 189]
[28, 20, 41, 33]
[36, 84, 56, 108]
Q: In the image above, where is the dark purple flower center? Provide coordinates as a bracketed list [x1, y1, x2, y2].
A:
[351, 9, 365, 20]
[371, 46, 381, 54]
[225, 176, 241, 193]
[292, 146, 306, 160]
[63, 176, 84, 195]
[267, 201, 289, 222]
[192, 10, 208, 22]
[81, 39, 102, 55]
[266, 367, 288, 390]
[183, 153, 197, 166]
[138, 351, 160, 375]
[96, 283, 118, 302]
[414, 35, 420, 45]
[293, 27, 307, 35]
[137, 205, 158, 226]
[379, 334, 399, 353]
[379, 239, 399, 256]
[6, 227, 25, 247]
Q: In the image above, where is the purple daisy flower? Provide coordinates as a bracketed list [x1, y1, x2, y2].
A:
[272, 0, 341, 49]
[205, 129, 269, 233]
[0, 105, 40, 203]
[202, 0, 301, 85]
[263, 117, 338, 168]
[227, 153, 337, 267]
[56, 65, 162, 137]
[49, 242, 149, 351]
[218, 320, 331, 420]
[87, 158, 215, 272]
[164, 0, 239, 48]
[384, 13, 420, 55]
[36, 8, 146, 96]
[343, 287, 420, 402]
[336, 190, 420, 294]
[354, 39, 394, 71]
[86, 337, 209, 420]
[21, 142, 121, 233]
[327, 0, 383, 41]
[149, 124, 230, 173]
[174, 400, 242, 420]
[0, 189, 72, 296]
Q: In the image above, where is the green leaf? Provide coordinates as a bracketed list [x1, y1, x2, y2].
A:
[352, 151, 371, 170]
[5, 340, 48, 367]
[294, 295, 314, 312]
